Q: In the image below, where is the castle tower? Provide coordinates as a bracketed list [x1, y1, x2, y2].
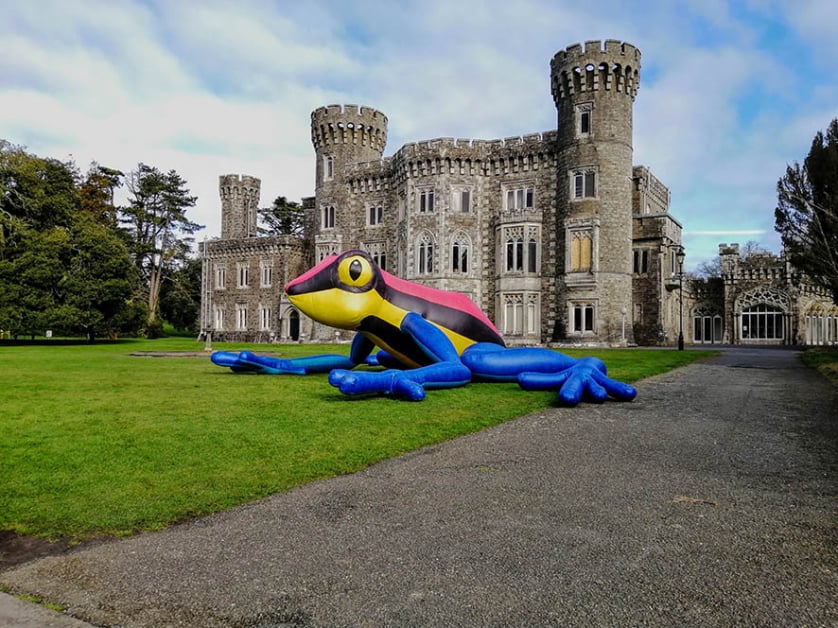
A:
[219, 174, 261, 240]
[310, 105, 388, 256]
[550, 40, 640, 343]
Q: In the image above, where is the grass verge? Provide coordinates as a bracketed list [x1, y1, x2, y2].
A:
[802, 346, 838, 385]
[1, 339, 714, 541]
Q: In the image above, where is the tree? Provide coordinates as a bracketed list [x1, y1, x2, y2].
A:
[121, 164, 203, 335]
[259, 195, 304, 236]
[159, 256, 202, 333]
[56, 213, 137, 342]
[0, 144, 139, 340]
[1, 141, 78, 230]
[78, 163, 123, 228]
[0, 144, 78, 338]
[775, 118, 838, 303]
[0, 223, 69, 338]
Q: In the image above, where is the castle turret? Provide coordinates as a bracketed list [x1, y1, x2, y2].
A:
[219, 174, 261, 240]
[310, 105, 388, 256]
[311, 104, 387, 190]
[550, 40, 640, 343]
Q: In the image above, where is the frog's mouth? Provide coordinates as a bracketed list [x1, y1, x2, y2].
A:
[286, 287, 382, 332]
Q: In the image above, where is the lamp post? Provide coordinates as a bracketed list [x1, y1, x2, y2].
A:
[676, 245, 686, 351]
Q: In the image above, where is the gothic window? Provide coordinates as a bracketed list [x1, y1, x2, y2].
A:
[569, 230, 593, 272]
[214, 306, 224, 330]
[505, 227, 524, 272]
[236, 304, 247, 330]
[571, 169, 596, 199]
[502, 226, 539, 274]
[501, 293, 540, 337]
[215, 265, 226, 290]
[576, 102, 593, 136]
[693, 310, 723, 344]
[364, 241, 387, 271]
[528, 236, 538, 273]
[368, 205, 383, 226]
[417, 232, 435, 274]
[804, 303, 838, 346]
[237, 263, 249, 288]
[506, 186, 534, 211]
[570, 301, 595, 334]
[741, 304, 784, 341]
[419, 189, 435, 213]
[633, 248, 649, 274]
[504, 294, 524, 335]
[526, 294, 538, 334]
[260, 262, 273, 287]
[315, 242, 340, 262]
[323, 155, 334, 181]
[451, 232, 470, 274]
[321, 205, 335, 229]
[260, 306, 272, 331]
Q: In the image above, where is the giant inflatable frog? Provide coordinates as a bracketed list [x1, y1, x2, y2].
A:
[211, 250, 637, 405]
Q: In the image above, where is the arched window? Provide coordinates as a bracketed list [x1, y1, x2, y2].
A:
[528, 237, 538, 273]
[451, 232, 470, 274]
[364, 241, 387, 271]
[505, 227, 523, 272]
[693, 308, 723, 344]
[501, 226, 539, 274]
[504, 294, 524, 335]
[417, 232, 435, 274]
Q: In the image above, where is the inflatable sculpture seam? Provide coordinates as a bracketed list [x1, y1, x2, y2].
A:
[211, 250, 637, 405]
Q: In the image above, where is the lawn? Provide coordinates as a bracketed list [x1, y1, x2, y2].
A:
[0, 339, 714, 541]
[802, 346, 838, 385]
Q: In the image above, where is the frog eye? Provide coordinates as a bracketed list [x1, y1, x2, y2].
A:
[337, 254, 375, 291]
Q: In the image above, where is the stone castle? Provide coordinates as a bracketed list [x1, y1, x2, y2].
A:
[199, 39, 837, 347]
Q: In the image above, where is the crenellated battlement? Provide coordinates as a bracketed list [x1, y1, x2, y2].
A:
[550, 39, 640, 102]
[398, 131, 556, 158]
[218, 174, 260, 240]
[311, 103, 388, 155]
[218, 174, 261, 201]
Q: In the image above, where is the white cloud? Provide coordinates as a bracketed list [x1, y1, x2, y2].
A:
[1, 0, 835, 270]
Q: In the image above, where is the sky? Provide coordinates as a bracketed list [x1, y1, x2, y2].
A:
[2, 0, 836, 272]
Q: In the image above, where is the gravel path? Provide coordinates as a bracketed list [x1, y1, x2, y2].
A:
[2, 346, 835, 627]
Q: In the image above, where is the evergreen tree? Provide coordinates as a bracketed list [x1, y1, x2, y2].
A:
[78, 163, 123, 228]
[121, 164, 203, 336]
[258, 195, 304, 236]
[775, 119, 838, 303]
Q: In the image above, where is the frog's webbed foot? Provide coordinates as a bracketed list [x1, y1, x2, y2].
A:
[518, 357, 637, 405]
[329, 361, 472, 401]
[329, 370, 426, 400]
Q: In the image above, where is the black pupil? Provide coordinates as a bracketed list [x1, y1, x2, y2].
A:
[349, 259, 363, 281]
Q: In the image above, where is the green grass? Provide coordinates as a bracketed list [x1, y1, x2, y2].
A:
[802, 346, 838, 385]
[0, 339, 714, 541]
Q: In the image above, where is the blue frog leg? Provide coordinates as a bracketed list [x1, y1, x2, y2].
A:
[328, 312, 471, 401]
[210, 332, 371, 375]
[462, 345, 636, 406]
